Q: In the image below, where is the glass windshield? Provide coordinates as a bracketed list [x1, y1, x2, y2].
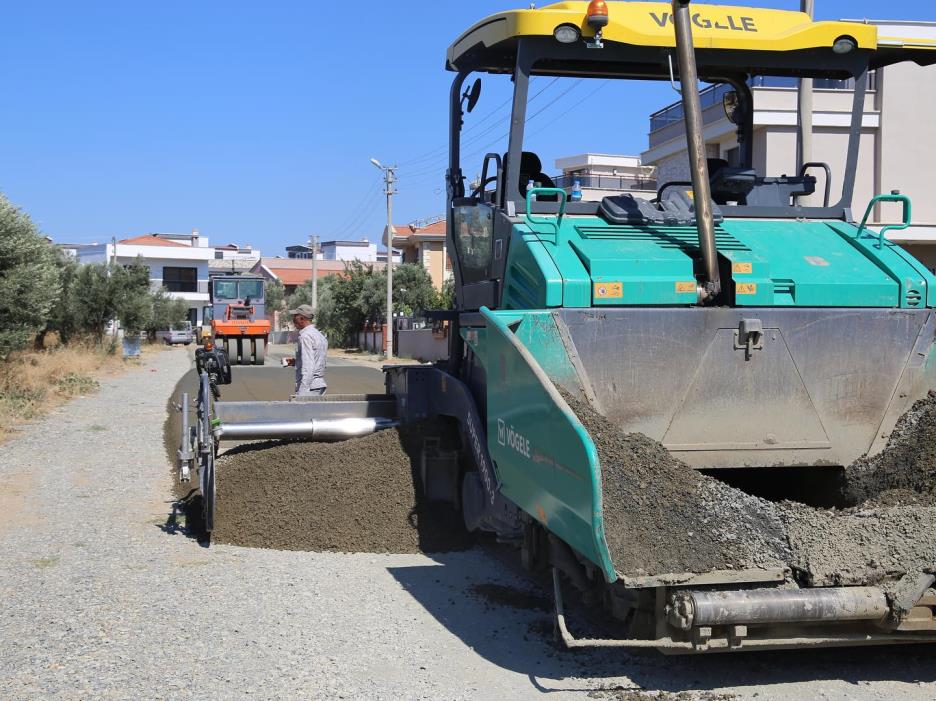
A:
[459, 64, 868, 217]
[238, 280, 263, 300]
[213, 280, 238, 300]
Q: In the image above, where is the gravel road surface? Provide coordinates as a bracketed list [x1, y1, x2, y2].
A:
[2, 347, 936, 700]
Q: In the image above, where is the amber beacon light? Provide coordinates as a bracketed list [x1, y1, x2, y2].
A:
[585, 0, 609, 48]
[586, 0, 609, 29]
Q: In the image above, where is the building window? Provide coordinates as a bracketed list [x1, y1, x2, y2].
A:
[724, 146, 741, 167]
[163, 266, 197, 293]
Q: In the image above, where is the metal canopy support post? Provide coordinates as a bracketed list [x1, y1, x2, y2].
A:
[504, 42, 533, 207]
[840, 68, 868, 214]
[797, 0, 815, 179]
[671, 0, 720, 302]
[447, 70, 469, 290]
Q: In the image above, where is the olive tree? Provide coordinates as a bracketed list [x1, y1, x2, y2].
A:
[0, 193, 61, 358]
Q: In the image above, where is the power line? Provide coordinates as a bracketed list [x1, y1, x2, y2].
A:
[400, 79, 586, 183]
[396, 77, 562, 176]
[524, 80, 608, 140]
[331, 175, 383, 238]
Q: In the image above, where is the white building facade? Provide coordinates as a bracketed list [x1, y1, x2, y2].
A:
[641, 20, 936, 270]
[286, 239, 378, 262]
[74, 233, 214, 325]
[553, 153, 658, 201]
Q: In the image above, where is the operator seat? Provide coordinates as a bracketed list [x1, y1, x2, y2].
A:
[501, 151, 557, 202]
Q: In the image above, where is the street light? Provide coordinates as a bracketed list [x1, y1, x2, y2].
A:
[307, 234, 320, 312]
[371, 157, 397, 361]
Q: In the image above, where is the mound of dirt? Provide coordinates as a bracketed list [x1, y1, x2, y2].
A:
[212, 428, 473, 554]
[844, 391, 936, 507]
[778, 503, 936, 587]
[565, 393, 789, 577]
[781, 390, 936, 587]
[566, 390, 936, 586]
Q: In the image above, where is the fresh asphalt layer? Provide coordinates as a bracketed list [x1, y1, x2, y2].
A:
[1, 346, 936, 700]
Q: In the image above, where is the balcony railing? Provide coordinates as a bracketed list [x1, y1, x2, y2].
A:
[553, 173, 658, 192]
[649, 73, 878, 133]
[150, 280, 209, 294]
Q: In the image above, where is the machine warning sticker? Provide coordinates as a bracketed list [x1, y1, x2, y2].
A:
[736, 283, 758, 295]
[675, 281, 696, 294]
[594, 282, 623, 299]
[732, 262, 753, 274]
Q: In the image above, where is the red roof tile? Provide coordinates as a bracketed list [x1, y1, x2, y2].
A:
[119, 234, 190, 247]
[260, 258, 387, 286]
[417, 220, 447, 235]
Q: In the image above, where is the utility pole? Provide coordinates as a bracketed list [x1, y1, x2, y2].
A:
[308, 234, 320, 311]
[797, 0, 814, 179]
[371, 158, 397, 361]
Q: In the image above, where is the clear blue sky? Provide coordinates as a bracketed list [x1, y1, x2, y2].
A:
[2, 1, 933, 254]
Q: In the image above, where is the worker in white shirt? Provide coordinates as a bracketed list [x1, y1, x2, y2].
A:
[284, 304, 327, 396]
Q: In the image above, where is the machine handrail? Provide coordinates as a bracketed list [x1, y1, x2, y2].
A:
[799, 162, 832, 207]
[525, 187, 568, 236]
[856, 193, 912, 248]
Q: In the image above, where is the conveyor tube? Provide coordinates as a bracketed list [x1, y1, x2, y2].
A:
[214, 417, 397, 442]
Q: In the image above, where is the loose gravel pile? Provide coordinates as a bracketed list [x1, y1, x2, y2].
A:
[212, 428, 472, 554]
[567, 393, 789, 577]
[844, 391, 936, 507]
[208, 383, 936, 586]
[782, 391, 936, 586]
[778, 503, 936, 587]
[566, 390, 936, 586]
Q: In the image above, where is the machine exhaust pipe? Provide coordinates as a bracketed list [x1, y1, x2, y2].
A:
[214, 417, 398, 442]
[672, 0, 721, 303]
[667, 587, 889, 630]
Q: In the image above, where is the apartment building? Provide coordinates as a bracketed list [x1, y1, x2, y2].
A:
[385, 217, 451, 290]
[287, 240, 379, 262]
[553, 153, 657, 201]
[73, 232, 213, 325]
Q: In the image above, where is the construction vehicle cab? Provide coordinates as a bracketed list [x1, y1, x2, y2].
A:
[209, 275, 271, 365]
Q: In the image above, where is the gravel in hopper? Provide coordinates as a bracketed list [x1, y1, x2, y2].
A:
[564, 392, 790, 578]
[564, 389, 936, 587]
[844, 390, 936, 508]
[211, 428, 473, 554]
[784, 391, 936, 586]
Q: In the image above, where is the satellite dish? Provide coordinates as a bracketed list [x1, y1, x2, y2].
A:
[464, 78, 482, 114]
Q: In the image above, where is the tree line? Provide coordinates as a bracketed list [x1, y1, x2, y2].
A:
[1, 191, 455, 357]
[285, 260, 454, 346]
[0, 193, 189, 359]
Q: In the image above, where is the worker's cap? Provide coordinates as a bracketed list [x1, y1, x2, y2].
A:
[288, 304, 315, 319]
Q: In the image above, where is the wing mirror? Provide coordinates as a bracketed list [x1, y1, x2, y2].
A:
[462, 78, 481, 114]
[723, 89, 742, 125]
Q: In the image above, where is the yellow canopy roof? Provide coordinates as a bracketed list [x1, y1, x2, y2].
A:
[447, 1, 936, 72]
